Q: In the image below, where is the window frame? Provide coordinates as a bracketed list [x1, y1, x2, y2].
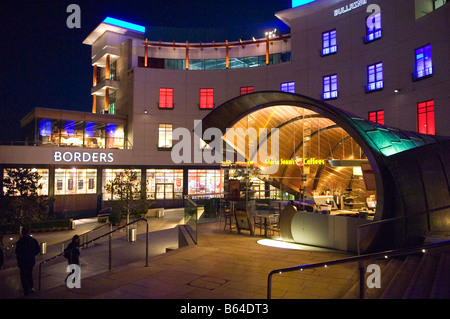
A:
[158, 88, 174, 109]
[322, 74, 338, 100]
[366, 62, 384, 93]
[368, 110, 385, 125]
[240, 86, 254, 95]
[365, 12, 382, 43]
[321, 29, 338, 56]
[158, 123, 173, 150]
[414, 44, 433, 81]
[199, 88, 214, 109]
[280, 81, 295, 93]
[417, 100, 435, 135]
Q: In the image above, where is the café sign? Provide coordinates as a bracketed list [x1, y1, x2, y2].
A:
[265, 158, 325, 166]
[53, 151, 114, 163]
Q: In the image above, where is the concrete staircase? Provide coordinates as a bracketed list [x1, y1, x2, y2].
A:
[341, 246, 450, 299]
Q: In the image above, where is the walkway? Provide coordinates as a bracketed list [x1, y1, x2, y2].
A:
[20, 219, 355, 299]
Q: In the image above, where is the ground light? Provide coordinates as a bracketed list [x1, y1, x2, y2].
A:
[256, 238, 338, 252]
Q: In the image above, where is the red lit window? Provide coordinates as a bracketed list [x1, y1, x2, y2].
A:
[159, 88, 174, 109]
[369, 110, 384, 125]
[240, 86, 254, 95]
[417, 100, 435, 135]
[200, 89, 214, 109]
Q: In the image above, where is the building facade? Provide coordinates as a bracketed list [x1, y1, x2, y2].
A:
[1, 0, 449, 221]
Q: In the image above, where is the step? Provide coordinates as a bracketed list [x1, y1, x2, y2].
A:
[430, 251, 450, 299]
[403, 251, 439, 299]
[380, 254, 421, 299]
[365, 257, 404, 299]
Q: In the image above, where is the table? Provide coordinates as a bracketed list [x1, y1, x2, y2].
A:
[255, 213, 278, 237]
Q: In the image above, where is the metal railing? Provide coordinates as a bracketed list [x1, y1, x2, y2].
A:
[38, 217, 149, 290]
[267, 238, 450, 299]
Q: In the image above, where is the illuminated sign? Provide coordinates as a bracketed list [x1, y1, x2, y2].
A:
[334, 0, 368, 16]
[292, 0, 316, 8]
[54, 151, 114, 163]
[265, 158, 325, 166]
[103, 17, 145, 33]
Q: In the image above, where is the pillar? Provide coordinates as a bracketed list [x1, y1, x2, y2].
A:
[105, 54, 110, 79]
[104, 88, 109, 113]
[93, 65, 97, 87]
[185, 41, 189, 70]
[92, 94, 97, 113]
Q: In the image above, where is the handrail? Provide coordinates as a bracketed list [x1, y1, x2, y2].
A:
[38, 217, 149, 291]
[267, 239, 450, 299]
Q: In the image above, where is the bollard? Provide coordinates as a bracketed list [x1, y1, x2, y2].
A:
[129, 228, 137, 242]
[40, 242, 47, 255]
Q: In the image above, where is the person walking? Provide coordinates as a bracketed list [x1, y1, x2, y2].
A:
[15, 226, 40, 296]
[64, 235, 80, 285]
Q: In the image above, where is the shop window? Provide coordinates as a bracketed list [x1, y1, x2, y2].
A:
[102, 169, 141, 201]
[3, 168, 49, 196]
[39, 119, 52, 144]
[322, 74, 338, 99]
[188, 169, 224, 198]
[322, 29, 337, 56]
[240, 86, 254, 95]
[417, 100, 435, 135]
[108, 92, 116, 114]
[369, 110, 385, 125]
[158, 124, 173, 149]
[366, 12, 382, 43]
[414, 44, 433, 80]
[55, 168, 97, 196]
[159, 88, 174, 109]
[146, 169, 183, 200]
[199, 88, 214, 109]
[85, 122, 106, 148]
[281, 81, 295, 93]
[61, 120, 84, 147]
[366, 62, 384, 92]
[106, 124, 124, 149]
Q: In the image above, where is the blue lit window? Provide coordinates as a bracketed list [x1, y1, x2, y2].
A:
[39, 119, 52, 137]
[85, 122, 95, 137]
[323, 75, 338, 99]
[64, 120, 75, 136]
[367, 62, 384, 92]
[415, 44, 433, 80]
[322, 30, 337, 56]
[281, 81, 295, 93]
[366, 13, 382, 43]
[106, 124, 116, 137]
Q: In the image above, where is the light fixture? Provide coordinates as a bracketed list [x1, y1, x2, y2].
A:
[394, 88, 401, 93]
[144, 110, 148, 114]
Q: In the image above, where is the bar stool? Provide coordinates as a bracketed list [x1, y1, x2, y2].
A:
[223, 210, 235, 232]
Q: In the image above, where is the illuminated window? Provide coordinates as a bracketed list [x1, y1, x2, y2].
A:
[322, 74, 338, 99]
[102, 169, 141, 201]
[240, 86, 254, 95]
[417, 100, 435, 135]
[106, 124, 125, 149]
[415, 44, 433, 80]
[281, 81, 295, 93]
[322, 30, 337, 56]
[366, 12, 382, 42]
[61, 121, 84, 147]
[200, 88, 214, 109]
[369, 110, 384, 125]
[158, 124, 173, 149]
[367, 62, 384, 92]
[188, 169, 224, 198]
[146, 169, 183, 200]
[55, 168, 97, 196]
[159, 88, 174, 109]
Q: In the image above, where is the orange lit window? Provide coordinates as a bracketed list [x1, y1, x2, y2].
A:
[417, 100, 435, 135]
[369, 110, 384, 125]
[240, 86, 254, 95]
[200, 88, 214, 109]
[159, 88, 174, 109]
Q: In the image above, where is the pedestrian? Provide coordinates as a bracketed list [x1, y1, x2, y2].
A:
[64, 235, 80, 285]
[15, 225, 40, 296]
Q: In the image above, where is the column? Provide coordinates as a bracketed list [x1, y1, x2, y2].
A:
[185, 41, 189, 70]
[226, 40, 230, 69]
[93, 65, 97, 87]
[105, 54, 111, 80]
[265, 36, 270, 65]
[92, 94, 97, 113]
[104, 88, 109, 113]
[144, 39, 149, 67]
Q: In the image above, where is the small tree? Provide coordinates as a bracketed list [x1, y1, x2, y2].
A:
[104, 169, 149, 227]
[1, 168, 48, 229]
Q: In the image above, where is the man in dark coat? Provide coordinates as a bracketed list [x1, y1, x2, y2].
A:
[15, 226, 40, 296]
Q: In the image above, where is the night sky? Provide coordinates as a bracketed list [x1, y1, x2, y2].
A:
[0, 0, 292, 142]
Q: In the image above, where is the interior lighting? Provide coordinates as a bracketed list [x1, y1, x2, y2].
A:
[103, 17, 145, 33]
